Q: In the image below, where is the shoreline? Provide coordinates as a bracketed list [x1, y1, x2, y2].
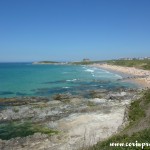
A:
[0, 64, 147, 150]
[0, 88, 140, 150]
[90, 63, 150, 88]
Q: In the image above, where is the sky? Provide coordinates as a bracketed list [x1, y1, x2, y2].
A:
[0, 0, 150, 62]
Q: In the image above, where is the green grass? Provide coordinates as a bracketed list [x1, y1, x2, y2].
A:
[70, 61, 105, 65]
[0, 121, 58, 140]
[143, 90, 150, 104]
[37, 61, 59, 64]
[107, 59, 150, 70]
[87, 128, 150, 150]
[70, 59, 150, 70]
[128, 100, 145, 123]
[83, 89, 150, 150]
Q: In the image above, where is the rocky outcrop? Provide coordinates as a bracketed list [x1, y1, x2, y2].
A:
[0, 89, 140, 150]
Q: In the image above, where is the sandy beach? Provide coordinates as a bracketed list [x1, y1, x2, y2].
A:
[91, 63, 150, 88]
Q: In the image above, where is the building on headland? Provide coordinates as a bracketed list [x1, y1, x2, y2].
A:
[119, 58, 133, 60]
[82, 58, 90, 62]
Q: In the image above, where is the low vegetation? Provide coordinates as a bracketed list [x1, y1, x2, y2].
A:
[87, 101, 96, 107]
[83, 89, 150, 150]
[86, 129, 150, 150]
[70, 61, 104, 65]
[127, 98, 146, 125]
[107, 59, 150, 70]
[36, 61, 59, 64]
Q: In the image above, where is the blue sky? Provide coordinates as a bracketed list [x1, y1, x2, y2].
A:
[0, 0, 150, 62]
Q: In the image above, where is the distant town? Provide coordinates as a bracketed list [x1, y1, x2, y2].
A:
[118, 57, 150, 60]
[32, 57, 150, 65]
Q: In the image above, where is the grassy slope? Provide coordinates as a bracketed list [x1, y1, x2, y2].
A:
[107, 59, 150, 70]
[70, 59, 150, 70]
[70, 61, 105, 65]
[73, 59, 150, 149]
[36, 61, 60, 64]
[83, 89, 150, 150]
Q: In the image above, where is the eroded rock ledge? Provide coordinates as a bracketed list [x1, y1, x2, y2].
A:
[0, 89, 141, 150]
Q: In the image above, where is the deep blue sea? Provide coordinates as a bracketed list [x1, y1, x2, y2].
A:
[0, 63, 137, 98]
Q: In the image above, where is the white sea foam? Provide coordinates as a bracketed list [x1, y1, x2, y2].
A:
[96, 68, 122, 79]
[115, 74, 122, 79]
[63, 87, 70, 89]
[82, 66, 86, 69]
[85, 69, 94, 73]
[97, 68, 110, 73]
[66, 79, 77, 82]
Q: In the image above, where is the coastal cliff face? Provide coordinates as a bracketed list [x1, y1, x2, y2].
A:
[0, 89, 140, 150]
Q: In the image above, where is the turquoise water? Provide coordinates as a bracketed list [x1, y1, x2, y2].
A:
[0, 63, 137, 98]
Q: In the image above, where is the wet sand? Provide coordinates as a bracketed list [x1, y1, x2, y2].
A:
[91, 64, 150, 88]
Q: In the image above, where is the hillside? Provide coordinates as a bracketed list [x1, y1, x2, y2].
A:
[107, 59, 150, 70]
[32, 61, 61, 64]
[83, 89, 150, 150]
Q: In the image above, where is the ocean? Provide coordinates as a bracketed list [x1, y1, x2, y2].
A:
[0, 63, 137, 98]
